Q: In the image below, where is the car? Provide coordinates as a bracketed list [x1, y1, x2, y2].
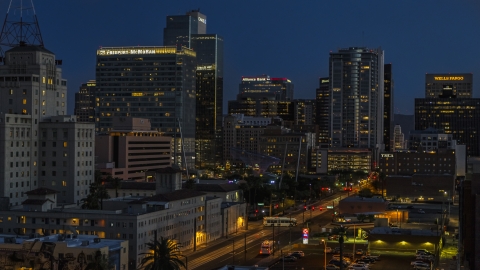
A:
[325, 264, 340, 270]
[416, 255, 434, 261]
[290, 251, 305, 258]
[406, 205, 414, 209]
[418, 209, 426, 214]
[332, 247, 341, 254]
[414, 263, 430, 270]
[353, 261, 370, 268]
[363, 255, 379, 262]
[282, 255, 297, 262]
[416, 249, 429, 254]
[329, 259, 349, 268]
[355, 249, 364, 255]
[357, 258, 374, 264]
[348, 264, 368, 270]
[328, 235, 340, 240]
[411, 260, 427, 266]
[325, 247, 333, 253]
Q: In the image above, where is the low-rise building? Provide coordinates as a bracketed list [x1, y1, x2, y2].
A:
[312, 148, 372, 174]
[368, 227, 441, 254]
[0, 234, 128, 270]
[385, 174, 454, 202]
[338, 196, 389, 214]
[96, 117, 171, 181]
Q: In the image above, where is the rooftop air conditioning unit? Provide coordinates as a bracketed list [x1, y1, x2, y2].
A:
[81, 241, 89, 246]
[94, 238, 101, 243]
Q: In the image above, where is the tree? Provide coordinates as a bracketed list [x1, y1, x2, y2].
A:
[358, 187, 373, 198]
[81, 181, 110, 210]
[85, 250, 113, 270]
[138, 237, 185, 270]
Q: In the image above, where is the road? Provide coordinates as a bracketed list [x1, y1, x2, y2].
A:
[185, 193, 347, 270]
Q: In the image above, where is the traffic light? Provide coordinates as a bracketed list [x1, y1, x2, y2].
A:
[320, 207, 323, 211]
[311, 206, 315, 211]
[255, 209, 258, 213]
[304, 203, 307, 211]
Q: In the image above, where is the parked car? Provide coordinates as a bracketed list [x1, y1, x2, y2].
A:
[282, 256, 297, 262]
[328, 259, 349, 268]
[355, 249, 364, 255]
[348, 263, 368, 270]
[290, 251, 305, 258]
[406, 205, 414, 209]
[414, 263, 430, 270]
[332, 247, 341, 254]
[411, 260, 427, 266]
[325, 247, 333, 253]
[418, 209, 426, 214]
[325, 264, 340, 270]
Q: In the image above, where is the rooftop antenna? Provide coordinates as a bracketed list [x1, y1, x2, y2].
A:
[0, 0, 44, 58]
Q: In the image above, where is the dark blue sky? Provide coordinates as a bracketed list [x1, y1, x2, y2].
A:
[2, 0, 479, 115]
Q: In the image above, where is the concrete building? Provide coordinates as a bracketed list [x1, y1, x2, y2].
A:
[0, 234, 128, 270]
[312, 148, 372, 174]
[385, 174, 455, 202]
[223, 114, 280, 169]
[0, 187, 222, 270]
[39, 115, 95, 205]
[194, 183, 244, 203]
[384, 64, 394, 152]
[96, 117, 171, 181]
[238, 75, 293, 101]
[408, 128, 455, 152]
[0, 44, 94, 207]
[425, 73, 472, 98]
[105, 181, 156, 198]
[414, 97, 480, 156]
[378, 147, 465, 177]
[393, 124, 406, 150]
[258, 125, 314, 175]
[74, 80, 96, 123]
[95, 46, 197, 170]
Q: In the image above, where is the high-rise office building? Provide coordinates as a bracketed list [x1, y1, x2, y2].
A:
[163, 9, 207, 49]
[329, 47, 384, 161]
[425, 73, 472, 98]
[384, 64, 394, 151]
[0, 10, 94, 206]
[315, 77, 330, 148]
[239, 75, 293, 100]
[191, 34, 224, 169]
[393, 124, 406, 150]
[95, 46, 197, 169]
[163, 11, 224, 170]
[415, 97, 480, 156]
[74, 80, 96, 122]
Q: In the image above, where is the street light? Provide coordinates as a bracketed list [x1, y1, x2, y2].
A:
[321, 239, 327, 270]
[229, 239, 235, 265]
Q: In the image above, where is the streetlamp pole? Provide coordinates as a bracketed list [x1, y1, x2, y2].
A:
[272, 224, 275, 256]
[321, 239, 327, 270]
[231, 239, 235, 265]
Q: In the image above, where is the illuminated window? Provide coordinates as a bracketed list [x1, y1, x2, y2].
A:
[62, 181, 67, 187]
[42, 77, 46, 83]
[9, 89, 13, 95]
[22, 99, 27, 105]
[63, 142, 67, 148]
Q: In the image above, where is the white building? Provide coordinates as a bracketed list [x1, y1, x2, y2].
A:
[0, 45, 95, 207]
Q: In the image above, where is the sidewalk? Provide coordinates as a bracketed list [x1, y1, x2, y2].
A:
[437, 235, 467, 270]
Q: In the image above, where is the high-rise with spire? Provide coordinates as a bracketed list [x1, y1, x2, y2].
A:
[0, 1, 94, 206]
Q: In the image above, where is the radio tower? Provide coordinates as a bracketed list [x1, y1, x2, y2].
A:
[0, 0, 43, 58]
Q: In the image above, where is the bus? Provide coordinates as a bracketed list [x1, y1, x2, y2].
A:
[263, 216, 297, 227]
[259, 240, 274, 255]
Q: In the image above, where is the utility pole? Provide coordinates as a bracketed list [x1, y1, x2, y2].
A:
[244, 233, 247, 263]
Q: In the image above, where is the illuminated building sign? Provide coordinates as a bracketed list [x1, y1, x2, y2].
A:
[321, 79, 329, 83]
[242, 77, 270, 82]
[199, 17, 207, 24]
[97, 47, 177, 56]
[197, 65, 214, 71]
[381, 154, 394, 158]
[86, 83, 96, 87]
[434, 76, 464, 81]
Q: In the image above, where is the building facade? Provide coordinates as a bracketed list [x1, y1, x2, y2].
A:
[163, 10, 207, 49]
[96, 117, 171, 181]
[192, 34, 224, 170]
[39, 115, 95, 205]
[95, 46, 197, 169]
[329, 47, 384, 160]
[315, 77, 330, 148]
[238, 75, 293, 101]
[408, 128, 455, 152]
[393, 124, 406, 150]
[74, 80, 96, 123]
[384, 64, 394, 151]
[414, 97, 480, 156]
[425, 73, 472, 98]
[312, 148, 372, 174]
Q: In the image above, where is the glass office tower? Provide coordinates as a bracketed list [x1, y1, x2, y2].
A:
[163, 9, 207, 49]
[329, 47, 384, 165]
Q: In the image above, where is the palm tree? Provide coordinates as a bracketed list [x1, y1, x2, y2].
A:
[138, 237, 186, 270]
[85, 250, 113, 270]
